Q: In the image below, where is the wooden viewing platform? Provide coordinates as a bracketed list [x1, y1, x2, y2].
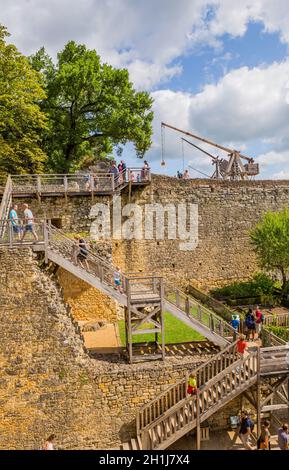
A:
[0, 169, 151, 199]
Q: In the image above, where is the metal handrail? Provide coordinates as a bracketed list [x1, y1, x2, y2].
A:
[164, 281, 238, 338]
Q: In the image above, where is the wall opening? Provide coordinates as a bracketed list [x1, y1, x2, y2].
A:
[51, 218, 63, 229]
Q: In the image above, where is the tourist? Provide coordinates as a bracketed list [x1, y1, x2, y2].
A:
[113, 267, 122, 292]
[84, 174, 91, 191]
[118, 162, 123, 183]
[236, 334, 247, 358]
[9, 204, 21, 240]
[121, 160, 127, 181]
[257, 420, 271, 450]
[177, 171, 183, 179]
[244, 308, 256, 341]
[182, 169, 189, 179]
[239, 410, 254, 450]
[231, 313, 240, 331]
[109, 162, 119, 186]
[278, 423, 289, 450]
[42, 434, 56, 450]
[141, 160, 150, 181]
[77, 238, 90, 271]
[255, 305, 264, 338]
[21, 204, 38, 241]
[187, 374, 198, 395]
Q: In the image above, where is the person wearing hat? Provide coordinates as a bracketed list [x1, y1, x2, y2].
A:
[231, 313, 240, 331]
[239, 410, 254, 450]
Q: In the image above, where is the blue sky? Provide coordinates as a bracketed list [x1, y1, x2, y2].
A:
[169, 22, 288, 94]
[1, 0, 289, 179]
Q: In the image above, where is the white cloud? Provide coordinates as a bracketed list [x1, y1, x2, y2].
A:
[2, 0, 289, 90]
[256, 150, 289, 166]
[148, 59, 289, 178]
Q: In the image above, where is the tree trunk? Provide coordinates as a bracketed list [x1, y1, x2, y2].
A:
[280, 267, 287, 290]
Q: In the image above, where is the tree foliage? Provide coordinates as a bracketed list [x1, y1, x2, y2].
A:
[0, 25, 47, 175]
[30, 41, 154, 173]
[250, 209, 289, 287]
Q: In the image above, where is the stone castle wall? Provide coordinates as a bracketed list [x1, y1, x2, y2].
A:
[0, 247, 213, 449]
[14, 176, 289, 289]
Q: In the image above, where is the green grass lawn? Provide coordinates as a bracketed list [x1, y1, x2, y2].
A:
[118, 311, 204, 345]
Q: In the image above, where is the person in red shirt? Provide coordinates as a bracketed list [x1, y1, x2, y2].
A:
[237, 334, 247, 357]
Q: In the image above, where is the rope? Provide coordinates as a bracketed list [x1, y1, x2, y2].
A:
[161, 124, 166, 166]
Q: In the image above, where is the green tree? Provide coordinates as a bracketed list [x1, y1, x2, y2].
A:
[30, 41, 154, 173]
[250, 209, 289, 288]
[0, 25, 47, 175]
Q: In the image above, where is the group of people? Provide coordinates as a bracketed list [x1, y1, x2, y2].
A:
[9, 203, 38, 241]
[239, 411, 288, 451]
[177, 169, 190, 179]
[109, 160, 150, 185]
[230, 306, 264, 340]
[186, 372, 288, 452]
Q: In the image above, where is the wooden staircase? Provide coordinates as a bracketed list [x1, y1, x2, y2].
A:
[125, 343, 289, 450]
[42, 225, 237, 347]
[141, 351, 258, 449]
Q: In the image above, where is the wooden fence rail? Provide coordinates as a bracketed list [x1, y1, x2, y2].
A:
[136, 340, 239, 434]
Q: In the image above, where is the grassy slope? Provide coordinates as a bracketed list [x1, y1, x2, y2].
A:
[118, 311, 204, 345]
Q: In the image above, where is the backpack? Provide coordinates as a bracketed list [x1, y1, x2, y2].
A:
[261, 313, 265, 323]
[240, 418, 254, 434]
[245, 315, 254, 327]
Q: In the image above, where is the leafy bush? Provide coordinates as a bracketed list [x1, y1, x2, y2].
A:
[210, 273, 277, 301]
[267, 325, 289, 342]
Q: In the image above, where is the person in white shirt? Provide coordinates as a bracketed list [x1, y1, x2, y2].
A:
[21, 203, 38, 241]
[42, 434, 56, 450]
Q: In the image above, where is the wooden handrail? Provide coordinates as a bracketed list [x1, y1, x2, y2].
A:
[136, 340, 239, 434]
[263, 313, 289, 327]
[262, 327, 286, 347]
[164, 282, 238, 339]
[0, 176, 12, 239]
[142, 350, 258, 449]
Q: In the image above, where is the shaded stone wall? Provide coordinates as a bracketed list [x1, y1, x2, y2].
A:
[0, 248, 211, 449]
[57, 268, 118, 323]
[14, 177, 289, 289]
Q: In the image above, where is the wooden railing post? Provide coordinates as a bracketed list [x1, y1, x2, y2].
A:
[196, 394, 201, 450]
[141, 430, 150, 450]
[185, 297, 190, 317]
[197, 305, 202, 321]
[64, 175, 68, 196]
[256, 348, 261, 439]
[90, 175, 94, 201]
[209, 313, 214, 331]
[44, 223, 48, 263]
[175, 290, 180, 308]
[9, 221, 13, 248]
[36, 175, 41, 194]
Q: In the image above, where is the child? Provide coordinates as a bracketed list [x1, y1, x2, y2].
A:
[231, 313, 240, 331]
[114, 267, 122, 292]
[187, 374, 198, 395]
[236, 334, 247, 358]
